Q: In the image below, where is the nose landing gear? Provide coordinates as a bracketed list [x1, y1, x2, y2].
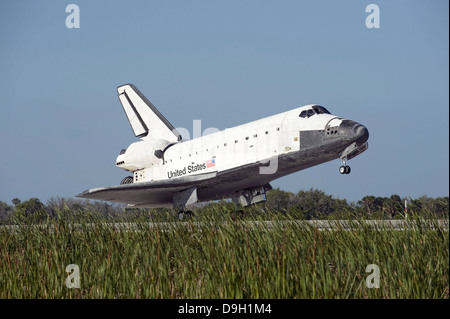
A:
[339, 157, 351, 174]
[339, 165, 351, 174]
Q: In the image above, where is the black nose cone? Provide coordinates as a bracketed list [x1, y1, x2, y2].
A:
[354, 125, 369, 144]
[338, 120, 369, 144]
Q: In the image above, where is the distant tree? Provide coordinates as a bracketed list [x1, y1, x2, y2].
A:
[409, 195, 450, 218]
[359, 195, 374, 215]
[12, 198, 21, 206]
[291, 188, 334, 219]
[434, 197, 449, 217]
[13, 198, 48, 224]
[330, 198, 355, 218]
[47, 196, 87, 216]
[0, 201, 14, 223]
[358, 195, 385, 217]
[385, 194, 404, 219]
[265, 188, 294, 212]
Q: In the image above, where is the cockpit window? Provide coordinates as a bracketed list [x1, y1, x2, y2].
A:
[300, 105, 331, 118]
[312, 105, 331, 114]
[299, 109, 315, 118]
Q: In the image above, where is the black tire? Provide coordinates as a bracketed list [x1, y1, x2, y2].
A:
[345, 166, 351, 174]
[185, 210, 194, 218]
[339, 166, 346, 174]
[178, 210, 194, 220]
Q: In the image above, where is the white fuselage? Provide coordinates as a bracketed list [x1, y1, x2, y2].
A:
[117, 104, 343, 184]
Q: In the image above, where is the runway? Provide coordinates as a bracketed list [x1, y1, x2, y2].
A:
[3, 219, 447, 233]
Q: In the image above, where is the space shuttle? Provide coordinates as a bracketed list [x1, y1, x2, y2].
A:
[77, 84, 369, 217]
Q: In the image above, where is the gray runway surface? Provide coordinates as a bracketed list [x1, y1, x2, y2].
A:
[2, 219, 448, 233]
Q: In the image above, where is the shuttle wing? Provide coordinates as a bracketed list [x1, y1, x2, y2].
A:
[117, 84, 182, 142]
[77, 171, 217, 208]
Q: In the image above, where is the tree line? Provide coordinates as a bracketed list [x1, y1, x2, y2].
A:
[263, 188, 448, 219]
[0, 188, 448, 224]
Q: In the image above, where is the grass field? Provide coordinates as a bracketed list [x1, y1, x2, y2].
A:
[0, 208, 448, 299]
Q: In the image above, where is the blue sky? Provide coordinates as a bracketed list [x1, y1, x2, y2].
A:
[0, 0, 448, 204]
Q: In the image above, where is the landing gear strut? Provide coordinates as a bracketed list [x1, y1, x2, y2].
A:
[339, 157, 351, 174]
[174, 186, 197, 220]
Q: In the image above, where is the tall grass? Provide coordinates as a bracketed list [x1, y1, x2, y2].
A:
[0, 207, 448, 298]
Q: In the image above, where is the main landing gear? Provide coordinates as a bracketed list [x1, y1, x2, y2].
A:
[339, 157, 351, 174]
[177, 210, 194, 220]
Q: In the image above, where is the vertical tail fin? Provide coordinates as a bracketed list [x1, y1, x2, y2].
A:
[117, 84, 182, 142]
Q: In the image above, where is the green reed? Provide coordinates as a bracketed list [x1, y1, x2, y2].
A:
[0, 208, 448, 298]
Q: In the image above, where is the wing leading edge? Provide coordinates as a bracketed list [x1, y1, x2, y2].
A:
[77, 171, 217, 208]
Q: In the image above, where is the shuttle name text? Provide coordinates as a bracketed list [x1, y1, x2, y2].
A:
[167, 162, 208, 179]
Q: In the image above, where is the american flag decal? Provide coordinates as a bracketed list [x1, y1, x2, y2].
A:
[206, 159, 215, 168]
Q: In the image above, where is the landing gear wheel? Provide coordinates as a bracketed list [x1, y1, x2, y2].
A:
[185, 210, 194, 218]
[339, 156, 351, 175]
[178, 210, 194, 220]
[339, 165, 351, 174]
